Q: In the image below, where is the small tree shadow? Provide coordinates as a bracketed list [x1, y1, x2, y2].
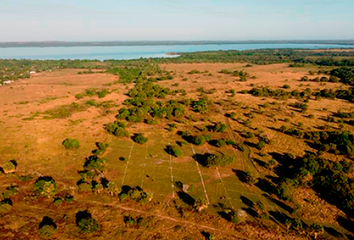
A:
[192, 153, 212, 167]
[240, 196, 254, 208]
[164, 145, 173, 156]
[255, 178, 276, 194]
[232, 169, 248, 183]
[201, 231, 213, 239]
[270, 198, 294, 214]
[253, 158, 266, 167]
[337, 216, 354, 234]
[241, 207, 257, 217]
[324, 226, 344, 238]
[177, 191, 195, 206]
[243, 141, 258, 149]
[269, 210, 289, 224]
[75, 210, 92, 225]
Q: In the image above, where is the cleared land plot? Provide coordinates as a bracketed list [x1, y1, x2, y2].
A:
[105, 131, 278, 212]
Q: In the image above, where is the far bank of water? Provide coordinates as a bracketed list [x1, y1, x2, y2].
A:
[0, 43, 354, 60]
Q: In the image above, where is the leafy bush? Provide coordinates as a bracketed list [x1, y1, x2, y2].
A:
[62, 138, 80, 149]
[0, 199, 12, 215]
[75, 93, 85, 100]
[256, 140, 266, 150]
[92, 142, 109, 155]
[39, 217, 57, 239]
[276, 180, 293, 201]
[39, 225, 57, 239]
[293, 102, 308, 112]
[169, 146, 183, 157]
[84, 155, 108, 175]
[192, 96, 212, 114]
[132, 133, 148, 144]
[124, 215, 148, 228]
[119, 186, 153, 204]
[77, 181, 92, 192]
[193, 135, 206, 145]
[214, 139, 226, 147]
[97, 89, 109, 98]
[211, 122, 227, 132]
[106, 121, 130, 137]
[53, 197, 63, 205]
[76, 210, 100, 233]
[205, 154, 234, 167]
[3, 160, 17, 174]
[2, 186, 18, 199]
[244, 171, 255, 184]
[33, 176, 56, 198]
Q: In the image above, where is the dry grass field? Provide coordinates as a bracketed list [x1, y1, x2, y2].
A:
[0, 62, 353, 239]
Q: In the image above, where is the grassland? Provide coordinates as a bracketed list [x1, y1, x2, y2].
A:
[1, 50, 354, 239]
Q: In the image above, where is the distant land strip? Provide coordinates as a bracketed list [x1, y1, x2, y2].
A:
[1, 40, 354, 48]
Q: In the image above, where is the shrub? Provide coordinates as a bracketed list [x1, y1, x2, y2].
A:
[2, 186, 18, 199]
[244, 171, 255, 184]
[84, 155, 107, 174]
[119, 186, 153, 204]
[132, 133, 148, 144]
[193, 135, 206, 145]
[215, 139, 226, 147]
[85, 99, 96, 106]
[85, 88, 97, 97]
[256, 140, 266, 150]
[170, 146, 183, 157]
[212, 122, 227, 132]
[53, 197, 63, 205]
[39, 225, 57, 239]
[277, 181, 293, 201]
[124, 216, 148, 228]
[3, 160, 17, 174]
[75, 93, 85, 100]
[97, 89, 109, 98]
[205, 154, 234, 167]
[77, 182, 92, 192]
[0, 199, 12, 215]
[246, 132, 254, 138]
[39, 216, 57, 239]
[76, 210, 100, 233]
[146, 118, 157, 125]
[62, 138, 80, 149]
[114, 127, 130, 137]
[96, 142, 108, 151]
[33, 176, 56, 198]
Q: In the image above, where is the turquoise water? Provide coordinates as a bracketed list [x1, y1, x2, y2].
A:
[0, 43, 354, 60]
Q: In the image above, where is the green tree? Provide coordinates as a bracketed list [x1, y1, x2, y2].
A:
[62, 138, 80, 149]
[33, 176, 57, 198]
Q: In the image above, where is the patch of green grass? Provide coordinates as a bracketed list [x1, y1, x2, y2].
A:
[61, 82, 76, 86]
[43, 103, 87, 119]
[69, 119, 86, 126]
[39, 97, 61, 104]
[22, 112, 40, 120]
[14, 101, 29, 105]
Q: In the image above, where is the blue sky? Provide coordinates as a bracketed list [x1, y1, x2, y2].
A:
[0, 0, 353, 41]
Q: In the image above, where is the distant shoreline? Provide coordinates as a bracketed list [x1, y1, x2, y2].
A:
[1, 40, 354, 48]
